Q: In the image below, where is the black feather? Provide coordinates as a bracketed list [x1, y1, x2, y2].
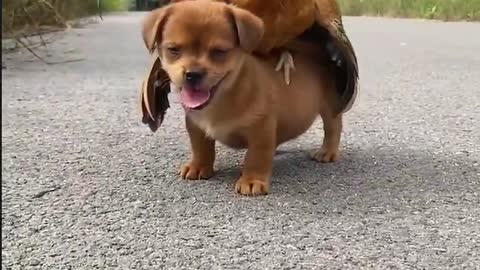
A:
[297, 22, 359, 114]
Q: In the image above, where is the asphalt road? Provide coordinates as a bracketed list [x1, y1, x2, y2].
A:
[2, 13, 480, 269]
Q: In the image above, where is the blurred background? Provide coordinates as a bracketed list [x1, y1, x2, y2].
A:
[2, 0, 479, 38]
[2, 0, 164, 36]
[2, 0, 478, 62]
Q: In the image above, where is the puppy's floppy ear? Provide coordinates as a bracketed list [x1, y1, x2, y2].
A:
[226, 6, 265, 52]
[142, 6, 172, 53]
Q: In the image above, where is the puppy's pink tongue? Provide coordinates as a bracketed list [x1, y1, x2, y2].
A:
[180, 87, 210, 109]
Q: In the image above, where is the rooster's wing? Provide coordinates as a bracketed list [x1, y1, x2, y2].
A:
[310, 0, 359, 113]
[139, 55, 171, 132]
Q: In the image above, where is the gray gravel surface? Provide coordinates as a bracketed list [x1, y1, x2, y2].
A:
[2, 13, 480, 269]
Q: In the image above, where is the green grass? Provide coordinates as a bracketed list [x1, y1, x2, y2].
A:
[338, 0, 480, 21]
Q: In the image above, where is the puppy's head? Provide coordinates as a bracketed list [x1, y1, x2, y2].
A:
[142, 0, 264, 110]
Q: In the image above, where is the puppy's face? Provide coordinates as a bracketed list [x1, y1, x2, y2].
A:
[142, 0, 264, 110]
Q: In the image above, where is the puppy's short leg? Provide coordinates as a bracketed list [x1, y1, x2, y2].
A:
[180, 117, 215, 180]
[310, 112, 342, 163]
[235, 120, 276, 196]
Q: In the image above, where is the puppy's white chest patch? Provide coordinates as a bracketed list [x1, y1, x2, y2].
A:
[190, 114, 235, 141]
[198, 119, 228, 139]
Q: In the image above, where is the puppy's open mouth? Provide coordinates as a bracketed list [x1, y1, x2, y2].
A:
[180, 73, 229, 110]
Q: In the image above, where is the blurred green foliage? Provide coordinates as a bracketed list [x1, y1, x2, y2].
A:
[338, 0, 480, 21]
[102, 0, 130, 12]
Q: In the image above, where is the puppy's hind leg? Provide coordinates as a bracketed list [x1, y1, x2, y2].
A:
[180, 116, 215, 180]
[310, 112, 342, 163]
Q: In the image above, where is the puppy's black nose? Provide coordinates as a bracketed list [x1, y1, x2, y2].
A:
[185, 71, 205, 86]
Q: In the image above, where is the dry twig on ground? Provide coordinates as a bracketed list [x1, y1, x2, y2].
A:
[2, 0, 91, 65]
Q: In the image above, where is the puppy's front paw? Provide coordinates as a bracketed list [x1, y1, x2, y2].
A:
[180, 162, 214, 180]
[235, 176, 269, 196]
[309, 148, 340, 163]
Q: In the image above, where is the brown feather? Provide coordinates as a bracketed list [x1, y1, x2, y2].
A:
[232, 0, 315, 54]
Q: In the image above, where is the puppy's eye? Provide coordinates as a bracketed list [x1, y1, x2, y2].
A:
[167, 46, 180, 56]
[210, 48, 229, 60]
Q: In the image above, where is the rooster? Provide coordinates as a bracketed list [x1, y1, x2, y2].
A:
[140, 0, 359, 132]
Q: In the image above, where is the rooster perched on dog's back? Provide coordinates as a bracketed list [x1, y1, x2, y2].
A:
[140, 0, 359, 132]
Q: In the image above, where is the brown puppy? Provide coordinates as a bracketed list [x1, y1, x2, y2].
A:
[142, 0, 345, 196]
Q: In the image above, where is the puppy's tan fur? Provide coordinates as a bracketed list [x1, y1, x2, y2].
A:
[142, 0, 344, 196]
